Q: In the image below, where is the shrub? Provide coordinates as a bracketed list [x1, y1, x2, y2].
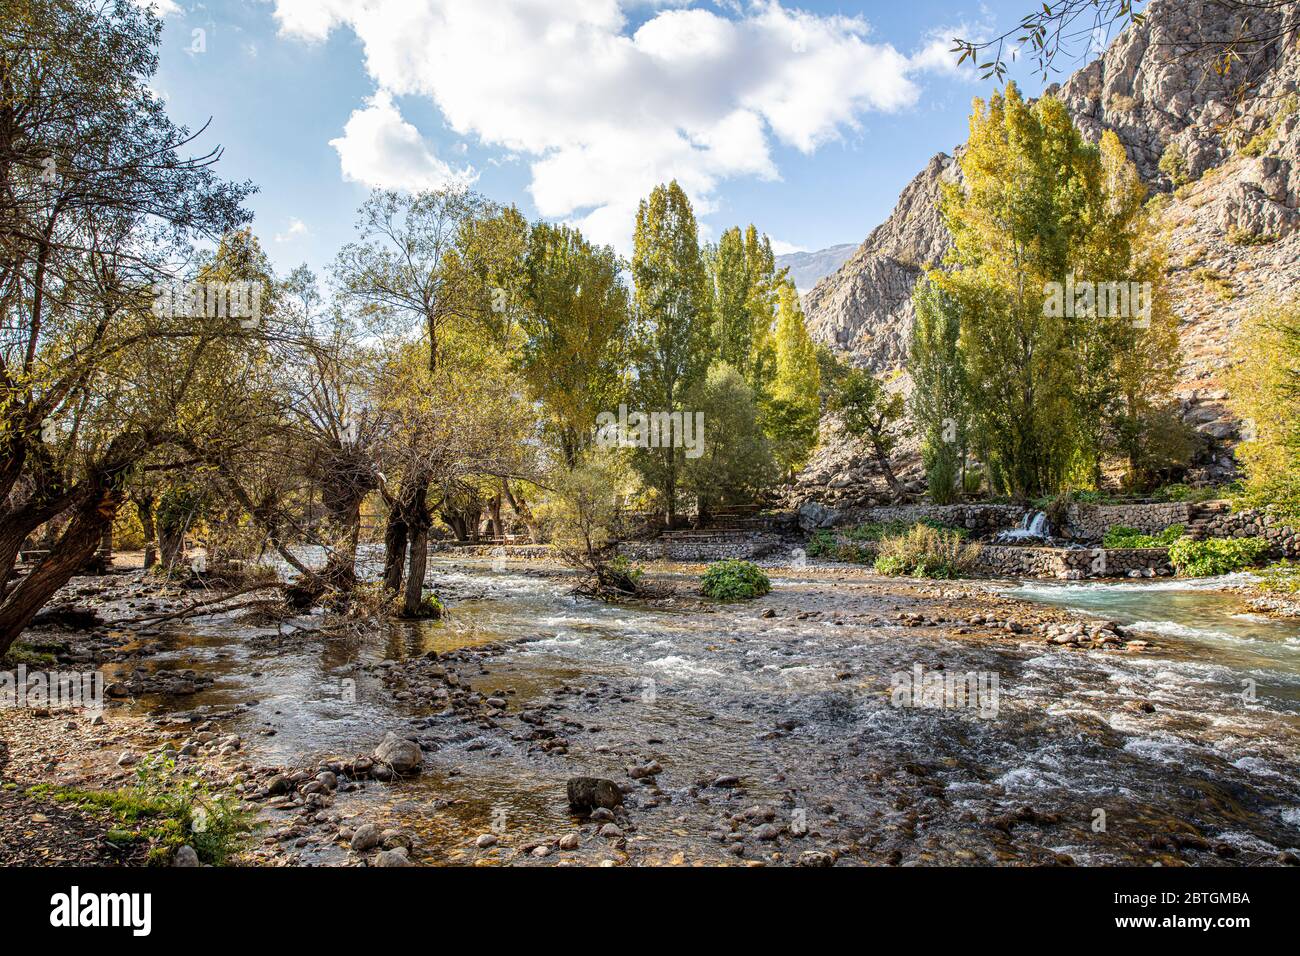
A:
[1158, 142, 1190, 187]
[1168, 537, 1270, 577]
[701, 560, 771, 600]
[1102, 524, 1186, 549]
[873, 524, 980, 579]
[1240, 93, 1298, 157]
[806, 529, 838, 558]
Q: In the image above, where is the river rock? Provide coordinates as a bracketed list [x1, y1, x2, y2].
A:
[351, 823, 383, 853]
[173, 845, 200, 867]
[373, 848, 414, 867]
[566, 776, 623, 812]
[373, 732, 423, 775]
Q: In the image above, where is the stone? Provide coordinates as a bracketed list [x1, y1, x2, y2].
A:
[566, 776, 623, 812]
[797, 851, 835, 867]
[351, 823, 383, 853]
[173, 845, 200, 867]
[558, 832, 580, 850]
[373, 732, 423, 775]
[373, 848, 414, 867]
[599, 823, 624, 839]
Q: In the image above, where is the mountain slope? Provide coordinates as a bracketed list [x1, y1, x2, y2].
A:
[775, 243, 857, 293]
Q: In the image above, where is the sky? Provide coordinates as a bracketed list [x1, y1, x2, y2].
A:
[142, 0, 1115, 276]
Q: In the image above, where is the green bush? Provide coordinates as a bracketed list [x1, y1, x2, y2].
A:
[1102, 524, 1186, 549]
[873, 524, 980, 580]
[701, 560, 771, 600]
[1168, 537, 1271, 577]
[806, 529, 838, 558]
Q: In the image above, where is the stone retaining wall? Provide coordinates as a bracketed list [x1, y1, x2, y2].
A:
[1063, 502, 1192, 539]
[1199, 508, 1300, 558]
[974, 545, 1173, 580]
[618, 533, 790, 563]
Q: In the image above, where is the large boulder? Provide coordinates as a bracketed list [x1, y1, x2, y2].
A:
[566, 777, 623, 812]
[797, 500, 839, 532]
[372, 732, 423, 775]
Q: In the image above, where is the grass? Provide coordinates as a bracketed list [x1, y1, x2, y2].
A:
[1191, 267, 1235, 302]
[873, 524, 981, 580]
[701, 560, 771, 601]
[1, 643, 58, 667]
[1168, 537, 1271, 577]
[27, 756, 254, 866]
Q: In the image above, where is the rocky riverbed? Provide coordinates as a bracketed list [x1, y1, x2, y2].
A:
[2, 557, 1298, 867]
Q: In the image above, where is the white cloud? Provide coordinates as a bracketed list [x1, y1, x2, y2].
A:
[769, 239, 806, 256]
[274, 217, 310, 243]
[137, 0, 181, 17]
[328, 90, 476, 192]
[275, 0, 949, 250]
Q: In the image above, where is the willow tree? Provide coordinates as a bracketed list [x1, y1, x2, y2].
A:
[0, 0, 252, 655]
[629, 181, 712, 527]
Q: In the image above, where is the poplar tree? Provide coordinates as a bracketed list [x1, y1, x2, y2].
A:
[630, 181, 712, 526]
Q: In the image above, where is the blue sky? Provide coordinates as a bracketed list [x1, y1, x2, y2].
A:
[145, 0, 1113, 276]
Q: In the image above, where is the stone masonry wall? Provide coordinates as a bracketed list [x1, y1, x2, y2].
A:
[1201, 509, 1300, 558]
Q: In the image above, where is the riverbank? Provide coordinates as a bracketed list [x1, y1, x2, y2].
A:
[2, 558, 1298, 866]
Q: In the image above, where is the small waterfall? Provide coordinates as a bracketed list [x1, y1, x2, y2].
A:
[995, 511, 1052, 543]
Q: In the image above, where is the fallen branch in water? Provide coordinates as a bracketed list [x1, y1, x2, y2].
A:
[112, 584, 279, 626]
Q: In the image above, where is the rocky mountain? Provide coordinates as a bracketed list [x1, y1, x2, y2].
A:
[775, 243, 857, 292]
[797, 0, 1300, 505]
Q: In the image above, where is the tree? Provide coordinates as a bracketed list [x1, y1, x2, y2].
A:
[683, 363, 777, 517]
[831, 368, 908, 498]
[708, 225, 779, 394]
[908, 275, 968, 504]
[629, 181, 713, 527]
[0, 0, 253, 655]
[764, 281, 821, 479]
[517, 222, 631, 467]
[1229, 299, 1300, 520]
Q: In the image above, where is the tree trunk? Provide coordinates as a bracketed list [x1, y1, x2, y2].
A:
[401, 485, 431, 617]
[871, 438, 905, 498]
[382, 509, 408, 595]
[136, 495, 157, 570]
[501, 479, 541, 543]
[0, 490, 120, 659]
[489, 492, 503, 540]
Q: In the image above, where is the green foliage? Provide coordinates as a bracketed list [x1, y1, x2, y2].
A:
[700, 559, 771, 600]
[1168, 537, 1271, 577]
[517, 222, 631, 466]
[1255, 561, 1300, 595]
[806, 530, 838, 558]
[909, 275, 967, 504]
[1227, 226, 1278, 247]
[765, 282, 822, 477]
[35, 756, 253, 866]
[1102, 524, 1185, 549]
[1191, 267, 1235, 301]
[936, 85, 1179, 498]
[630, 181, 713, 523]
[873, 524, 981, 579]
[683, 363, 778, 514]
[1228, 299, 1300, 524]
[828, 366, 908, 494]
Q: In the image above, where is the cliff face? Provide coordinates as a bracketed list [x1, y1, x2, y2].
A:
[796, 0, 1300, 504]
